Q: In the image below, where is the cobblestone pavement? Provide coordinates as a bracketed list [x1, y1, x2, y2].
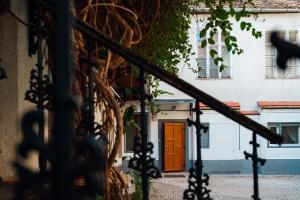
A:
[150, 174, 300, 200]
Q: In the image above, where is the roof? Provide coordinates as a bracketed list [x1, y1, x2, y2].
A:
[196, 0, 300, 10]
[200, 101, 240, 110]
[236, 0, 300, 9]
[258, 101, 300, 109]
[240, 110, 260, 115]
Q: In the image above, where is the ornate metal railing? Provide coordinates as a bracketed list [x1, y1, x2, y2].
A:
[11, 0, 292, 200]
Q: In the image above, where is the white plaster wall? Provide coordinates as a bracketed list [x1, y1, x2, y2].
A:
[197, 111, 240, 160]
[0, 0, 39, 178]
[259, 109, 300, 159]
[156, 13, 300, 161]
[159, 13, 300, 111]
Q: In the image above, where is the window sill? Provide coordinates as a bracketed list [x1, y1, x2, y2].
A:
[265, 77, 300, 80]
[196, 77, 232, 80]
[268, 145, 300, 148]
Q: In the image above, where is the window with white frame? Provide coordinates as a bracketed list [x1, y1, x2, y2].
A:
[201, 123, 209, 148]
[268, 123, 300, 147]
[265, 30, 300, 79]
[197, 31, 230, 79]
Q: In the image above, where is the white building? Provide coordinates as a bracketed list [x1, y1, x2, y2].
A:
[122, 1, 300, 174]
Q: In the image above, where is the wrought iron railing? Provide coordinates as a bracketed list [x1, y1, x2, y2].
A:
[11, 0, 292, 200]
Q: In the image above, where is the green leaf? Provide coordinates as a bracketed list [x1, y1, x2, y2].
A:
[240, 21, 246, 30]
[235, 14, 241, 21]
[200, 29, 206, 37]
[209, 49, 218, 58]
[229, 36, 237, 42]
[220, 64, 226, 72]
[208, 38, 215, 44]
[201, 39, 207, 48]
[122, 105, 136, 131]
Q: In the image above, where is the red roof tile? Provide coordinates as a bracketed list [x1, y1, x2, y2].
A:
[199, 101, 240, 110]
[197, 0, 300, 9]
[258, 101, 300, 109]
[240, 110, 260, 115]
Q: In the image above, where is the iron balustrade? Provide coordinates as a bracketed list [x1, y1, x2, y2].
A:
[13, 1, 297, 200]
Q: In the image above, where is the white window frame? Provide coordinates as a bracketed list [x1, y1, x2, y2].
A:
[268, 123, 300, 148]
[196, 31, 231, 79]
[265, 30, 300, 79]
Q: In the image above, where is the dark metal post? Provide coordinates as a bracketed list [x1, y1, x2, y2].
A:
[128, 71, 161, 200]
[35, 14, 48, 174]
[87, 41, 94, 134]
[244, 132, 266, 200]
[139, 68, 149, 200]
[252, 132, 259, 199]
[52, 0, 74, 199]
[195, 100, 203, 199]
[184, 100, 211, 200]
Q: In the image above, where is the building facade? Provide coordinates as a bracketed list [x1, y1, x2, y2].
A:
[122, 2, 300, 174]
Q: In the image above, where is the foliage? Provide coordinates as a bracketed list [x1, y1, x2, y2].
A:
[194, 0, 262, 72]
[130, 170, 153, 200]
[48, 1, 263, 199]
[132, 0, 262, 95]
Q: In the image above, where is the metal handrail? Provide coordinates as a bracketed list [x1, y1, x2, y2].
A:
[71, 18, 283, 144]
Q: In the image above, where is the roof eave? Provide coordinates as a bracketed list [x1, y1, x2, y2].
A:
[191, 7, 300, 14]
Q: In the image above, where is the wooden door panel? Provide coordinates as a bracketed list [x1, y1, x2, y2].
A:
[164, 123, 185, 172]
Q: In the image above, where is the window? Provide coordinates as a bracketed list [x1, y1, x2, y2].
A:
[197, 31, 230, 79]
[201, 123, 209, 148]
[125, 114, 141, 152]
[268, 123, 300, 147]
[265, 30, 300, 79]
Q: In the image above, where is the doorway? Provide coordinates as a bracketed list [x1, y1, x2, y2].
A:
[163, 122, 185, 172]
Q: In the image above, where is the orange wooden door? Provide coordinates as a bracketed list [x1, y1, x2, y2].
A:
[164, 123, 185, 172]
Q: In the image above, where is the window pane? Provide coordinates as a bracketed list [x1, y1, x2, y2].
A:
[201, 124, 209, 148]
[288, 58, 297, 67]
[277, 68, 285, 78]
[198, 46, 206, 57]
[209, 45, 218, 78]
[198, 68, 207, 78]
[287, 58, 299, 78]
[269, 126, 278, 144]
[266, 66, 274, 78]
[221, 66, 230, 78]
[222, 46, 230, 66]
[221, 46, 230, 78]
[287, 66, 298, 78]
[282, 126, 299, 144]
[125, 114, 141, 152]
[209, 59, 218, 78]
[265, 56, 274, 67]
[197, 58, 206, 68]
[265, 45, 275, 56]
[289, 31, 298, 43]
[197, 58, 207, 78]
[265, 31, 272, 43]
[278, 31, 286, 39]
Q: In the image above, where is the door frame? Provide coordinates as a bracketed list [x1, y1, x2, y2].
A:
[158, 119, 189, 172]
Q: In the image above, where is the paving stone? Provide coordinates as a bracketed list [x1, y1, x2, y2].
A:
[150, 175, 300, 200]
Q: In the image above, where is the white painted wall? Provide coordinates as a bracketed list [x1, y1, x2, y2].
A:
[158, 13, 300, 111]
[154, 13, 300, 162]
[259, 109, 300, 159]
